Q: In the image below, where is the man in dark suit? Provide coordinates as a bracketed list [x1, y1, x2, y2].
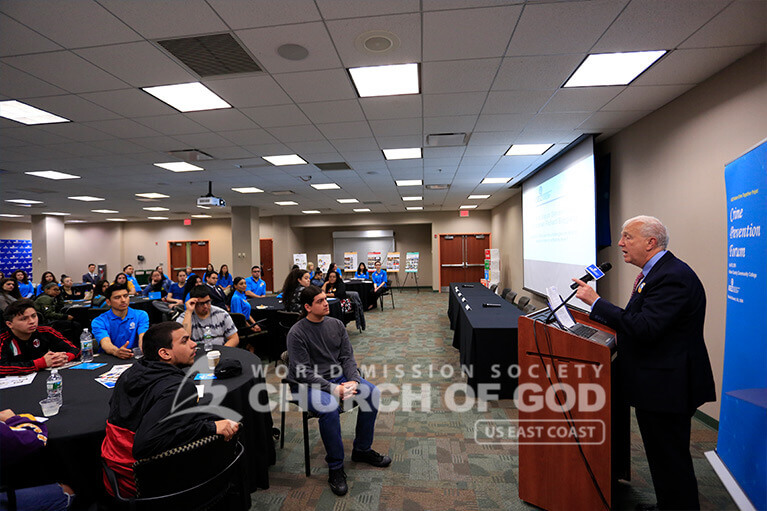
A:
[82, 263, 98, 285]
[574, 215, 716, 511]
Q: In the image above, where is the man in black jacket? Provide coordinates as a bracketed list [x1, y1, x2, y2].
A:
[101, 321, 239, 497]
[574, 215, 715, 511]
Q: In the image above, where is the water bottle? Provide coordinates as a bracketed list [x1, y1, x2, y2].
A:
[47, 369, 62, 405]
[80, 328, 94, 362]
[203, 326, 213, 352]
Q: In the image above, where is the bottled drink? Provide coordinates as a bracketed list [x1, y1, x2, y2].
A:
[203, 326, 213, 352]
[80, 328, 94, 362]
[47, 369, 62, 405]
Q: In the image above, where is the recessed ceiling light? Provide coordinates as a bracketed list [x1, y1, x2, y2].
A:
[142, 82, 231, 112]
[505, 143, 554, 156]
[65, 219, 86, 223]
[406, 206, 423, 211]
[106, 218, 126, 222]
[231, 187, 264, 194]
[143, 207, 170, 212]
[263, 154, 307, 166]
[460, 205, 478, 209]
[383, 148, 421, 160]
[468, 194, 490, 200]
[25, 171, 80, 180]
[354, 208, 371, 213]
[426, 184, 450, 190]
[0, 100, 70, 125]
[564, 50, 666, 87]
[302, 210, 321, 214]
[481, 177, 511, 184]
[311, 183, 341, 190]
[6, 199, 43, 204]
[0, 214, 23, 218]
[153, 162, 204, 172]
[43, 212, 70, 216]
[92, 209, 119, 214]
[396, 179, 422, 187]
[402, 196, 422, 201]
[68, 196, 105, 202]
[349, 63, 420, 97]
[147, 216, 168, 220]
[337, 198, 359, 204]
[275, 201, 298, 206]
[191, 214, 211, 218]
[136, 193, 170, 199]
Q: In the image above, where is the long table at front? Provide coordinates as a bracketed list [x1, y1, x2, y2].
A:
[0, 346, 276, 504]
[448, 283, 525, 399]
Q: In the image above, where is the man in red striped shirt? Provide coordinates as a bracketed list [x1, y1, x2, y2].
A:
[0, 299, 79, 375]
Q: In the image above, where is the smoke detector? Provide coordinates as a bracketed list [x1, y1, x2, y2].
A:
[355, 30, 400, 55]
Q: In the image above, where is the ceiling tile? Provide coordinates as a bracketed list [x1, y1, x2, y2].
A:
[0, 13, 62, 57]
[633, 46, 758, 86]
[24, 94, 122, 122]
[317, 121, 373, 140]
[506, 0, 626, 56]
[370, 118, 422, 138]
[467, 131, 520, 146]
[299, 100, 366, 124]
[184, 110, 259, 131]
[326, 13, 421, 68]
[81, 89, 177, 117]
[332, 138, 381, 152]
[133, 114, 207, 135]
[97, 0, 228, 39]
[423, 115, 477, 134]
[681, 0, 767, 48]
[0, 62, 67, 98]
[169, 132, 234, 149]
[2, 51, 128, 93]
[482, 90, 554, 114]
[203, 75, 291, 108]
[375, 134, 422, 148]
[264, 125, 326, 142]
[273, 69, 356, 103]
[542, 87, 624, 113]
[492, 54, 583, 91]
[82, 119, 161, 139]
[316, 0, 419, 19]
[474, 113, 532, 132]
[423, 6, 522, 60]
[602, 84, 693, 112]
[423, 58, 501, 93]
[360, 96, 422, 120]
[423, 92, 487, 117]
[241, 104, 311, 127]
[208, 0, 321, 29]
[219, 129, 280, 146]
[578, 110, 652, 131]
[287, 140, 338, 153]
[130, 135, 190, 152]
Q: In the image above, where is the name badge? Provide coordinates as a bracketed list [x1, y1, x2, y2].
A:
[637, 282, 645, 293]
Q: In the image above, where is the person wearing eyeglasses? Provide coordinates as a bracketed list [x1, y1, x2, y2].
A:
[177, 287, 238, 347]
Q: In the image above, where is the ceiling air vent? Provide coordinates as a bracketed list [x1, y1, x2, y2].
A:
[167, 149, 214, 162]
[425, 184, 450, 190]
[157, 33, 261, 77]
[425, 133, 469, 147]
[363, 201, 382, 205]
[315, 162, 352, 171]
[272, 190, 295, 196]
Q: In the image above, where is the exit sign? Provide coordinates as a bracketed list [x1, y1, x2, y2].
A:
[183, 219, 191, 226]
[460, 210, 469, 217]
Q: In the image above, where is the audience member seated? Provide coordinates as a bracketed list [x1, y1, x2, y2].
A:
[202, 263, 215, 282]
[0, 408, 75, 510]
[122, 265, 142, 294]
[59, 275, 85, 301]
[155, 264, 170, 284]
[310, 270, 324, 287]
[34, 283, 74, 323]
[185, 266, 196, 278]
[287, 286, 391, 496]
[177, 287, 238, 348]
[113, 272, 137, 296]
[0, 300, 79, 375]
[181, 274, 204, 305]
[90, 279, 110, 307]
[101, 322, 240, 498]
[12, 270, 34, 299]
[167, 270, 187, 306]
[82, 263, 98, 286]
[0, 278, 21, 312]
[35, 271, 58, 297]
[204, 271, 229, 310]
[354, 263, 369, 279]
[369, 261, 388, 310]
[92, 284, 149, 359]
[306, 262, 316, 279]
[218, 264, 233, 294]
[282, 268, 311, 313]
[324, 263, 338, 282]
[322, 271, 346, 299]
[141, 270, 169, 299]
[245, 266, 266, 298]
[230, 277, 264, 333]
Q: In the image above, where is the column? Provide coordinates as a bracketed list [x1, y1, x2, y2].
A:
[31, 214, 65, 279]
[230, 206, 260, 278]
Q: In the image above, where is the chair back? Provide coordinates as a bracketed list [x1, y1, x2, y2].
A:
[489, 283, 498, 293]
[517, 296, 530, 309]
[276, 310, 301, 337]
[229, 312, 250, 330]
[504, 291, 517, 305]
[500, 288, 511, 299]
[151, 300, 173, 322]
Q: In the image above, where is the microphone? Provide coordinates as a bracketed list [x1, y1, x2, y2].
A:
[570, 262, 612, 289]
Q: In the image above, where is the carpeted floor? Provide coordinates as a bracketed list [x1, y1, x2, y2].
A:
[251, 290, 735, 511]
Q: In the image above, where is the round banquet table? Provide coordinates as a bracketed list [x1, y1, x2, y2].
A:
[343, 279, 376, 310]
[0, 346, 275, 506]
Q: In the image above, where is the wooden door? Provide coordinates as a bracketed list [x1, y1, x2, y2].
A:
[439, 235, 465, 290]
[465, 234, 490, 283]
[168, 240, 210, 280]
[259, 239, 274, 292]
[169, 242, 186, 281]
[190, 241, 209, 276]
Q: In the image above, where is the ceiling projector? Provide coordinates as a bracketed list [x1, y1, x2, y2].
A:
[198, 181, 226, 208]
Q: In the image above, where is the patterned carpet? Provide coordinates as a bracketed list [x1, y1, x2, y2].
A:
[251, 290, 735, 511]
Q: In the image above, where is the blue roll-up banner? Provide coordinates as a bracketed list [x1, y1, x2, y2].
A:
[718, 139, 767, 510]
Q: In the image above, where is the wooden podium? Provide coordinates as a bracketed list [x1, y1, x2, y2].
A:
[517, 308, 629, 511]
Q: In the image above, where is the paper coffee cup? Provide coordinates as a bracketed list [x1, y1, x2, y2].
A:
[207, 350, 220, 370]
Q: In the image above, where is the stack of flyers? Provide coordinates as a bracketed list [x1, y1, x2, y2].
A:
[95, 364, 133, 389]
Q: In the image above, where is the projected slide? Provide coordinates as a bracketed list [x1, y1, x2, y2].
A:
[523, 137, 597, 309]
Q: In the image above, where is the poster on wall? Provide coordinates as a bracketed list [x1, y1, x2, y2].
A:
[386, 252, 400, 271]
[367, 251, 381, 268]
[0, 239, 33, 280]
[317, 254, 331, 273]
[293, 253, 307, 269]
[343, 252, 357, 272]
[405, 252, 419, 273]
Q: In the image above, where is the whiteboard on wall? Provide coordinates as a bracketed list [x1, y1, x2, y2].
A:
[332, 230, 395, 271]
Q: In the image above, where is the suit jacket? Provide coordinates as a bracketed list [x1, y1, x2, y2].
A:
[590, 251, 716, 413]
[82, 273, 98, 285]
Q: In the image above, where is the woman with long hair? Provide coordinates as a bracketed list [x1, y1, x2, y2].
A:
[282, 268, 311, 313]
[182, 274, 203, 304]
[59, 275, 83, 300]
[90, 279, 110, 307]
[322, 270, 346, 299]
[324, 262, 338, 282]
[35, 271, 58, 296]
[112, 272, 137, 295]
[218, 264, 233, 293]
[354, 262, 369, 279]
[0, 278, 22, 310]
[230, 277, 262, 331]
[202, 263, 215, 282]
[13, 270, 34, 298]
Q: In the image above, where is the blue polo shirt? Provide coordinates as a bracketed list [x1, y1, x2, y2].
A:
[218, 273, 233, 289]
[18, 282, 34, 298]
[230, 290, 251, 318]
[371, 269, 387, 287]
[246, 277, 266, 296]
[169, 282, 185, 300]
[91, 307, 149, 350]
[126, 274, 141, 293]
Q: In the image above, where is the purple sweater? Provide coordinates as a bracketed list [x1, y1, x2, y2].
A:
[0, 414, 49, 468]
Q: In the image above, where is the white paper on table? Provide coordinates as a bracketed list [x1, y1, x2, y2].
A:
[196, 385, 205, 399]
[33, 416, 49, 423]
[0, 373, 36, 389]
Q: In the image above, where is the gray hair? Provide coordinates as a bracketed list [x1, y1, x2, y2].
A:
[622, 215, 669, 249]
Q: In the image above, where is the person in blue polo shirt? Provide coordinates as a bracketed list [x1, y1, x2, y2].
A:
[123, 265, 142, 294]
[245, 265, 266, 298]
[91, 284, 149, 359]
[368, 261, 388, 310]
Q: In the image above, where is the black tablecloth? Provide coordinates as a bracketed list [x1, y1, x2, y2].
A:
[0, 346, 275, 503]
[448, 283, 524, 399]
[343, 280, 376, 310]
